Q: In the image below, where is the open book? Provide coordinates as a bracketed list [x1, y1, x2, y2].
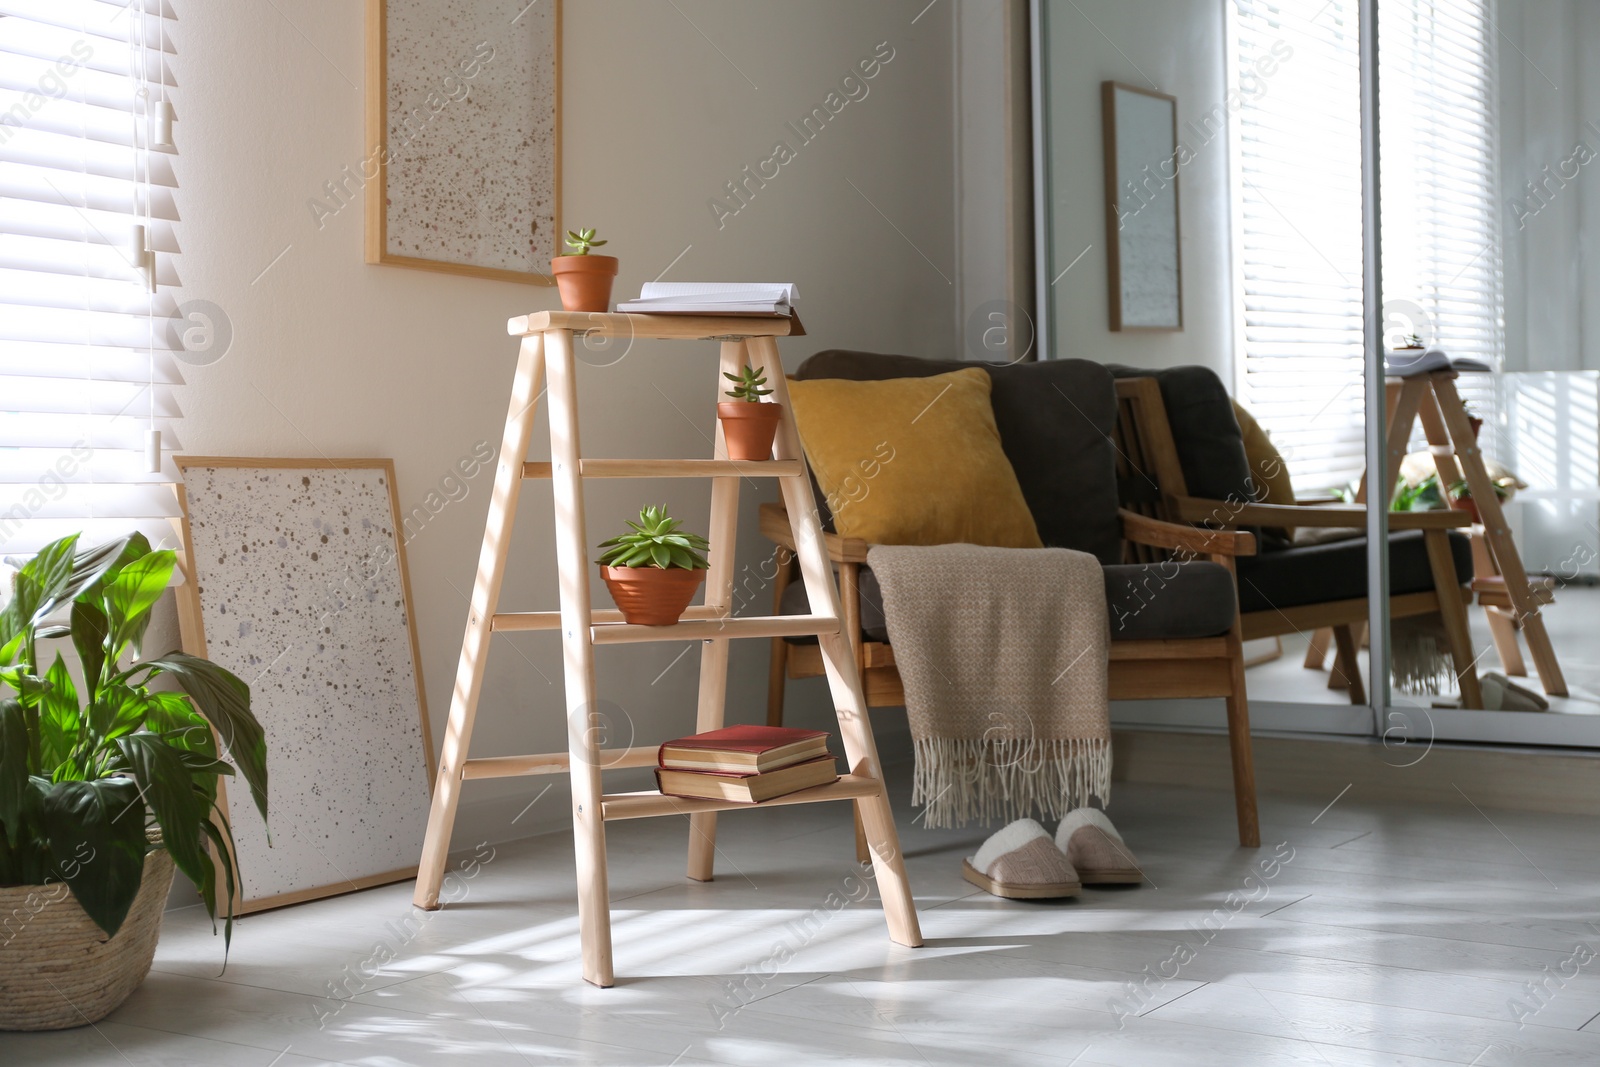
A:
[1384, 348, 1491, 378]
[615, 282, 798, 316]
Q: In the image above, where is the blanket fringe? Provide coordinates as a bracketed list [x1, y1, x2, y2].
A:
[911, 736, 1112, 829]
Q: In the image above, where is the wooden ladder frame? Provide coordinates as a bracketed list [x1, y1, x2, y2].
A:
[1360, 372, 1567, 697]
[412, 311, 922, 987]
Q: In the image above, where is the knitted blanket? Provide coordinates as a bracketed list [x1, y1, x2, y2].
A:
[867, 544, 1111, 829]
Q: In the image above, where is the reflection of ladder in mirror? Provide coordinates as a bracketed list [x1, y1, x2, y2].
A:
[1380, 372, 1567, 697]
[411, 311, 922, 987]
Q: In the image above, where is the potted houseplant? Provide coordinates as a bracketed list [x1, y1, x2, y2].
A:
[0, 533, 268, 1031]
[1449, 477, 1513, 526]
[551, 227, 618, 313]
[717, 364, 784, 461]
[597, 506, 710, 625]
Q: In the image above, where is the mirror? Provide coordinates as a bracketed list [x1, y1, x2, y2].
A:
[1101, 81, 1182, 331]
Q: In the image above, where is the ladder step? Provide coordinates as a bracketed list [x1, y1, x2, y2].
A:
[591, 614, 839, 645]
[492, 605, 730, 631]
[601, 774, 883, 820]
[522, 459, 802, 479]
[462, 747, 659, 779]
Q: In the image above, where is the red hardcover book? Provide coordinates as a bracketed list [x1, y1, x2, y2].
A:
[658, 725, 830, 774]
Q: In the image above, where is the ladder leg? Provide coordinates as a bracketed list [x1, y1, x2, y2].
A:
[546, 328, 614, 987]
[415, 335, 545, 910]
[750, 336, 922, 949]
[687, 339, 748, 882]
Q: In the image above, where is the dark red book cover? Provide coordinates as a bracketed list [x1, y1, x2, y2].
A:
[657, 725, 828, 765]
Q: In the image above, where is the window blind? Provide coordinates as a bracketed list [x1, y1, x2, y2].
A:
[1232, 0, 1502, 495]
[0, 0, 183, 554]
[1378, 0, 1502, 457]
[1232, 0, 1369, 494]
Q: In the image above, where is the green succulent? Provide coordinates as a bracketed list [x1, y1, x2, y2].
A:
[597, 506, 710, 570]
[723, 364, 773, 403]
[563, 227, 608, 255]
[1449, 477, 1513, 501]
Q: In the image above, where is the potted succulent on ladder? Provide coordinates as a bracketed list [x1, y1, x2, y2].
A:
[551, 227, 618, 313]
[0, 533, 268, 1031]
[717, 364, 783, 461]
[598, 506, 711, 626]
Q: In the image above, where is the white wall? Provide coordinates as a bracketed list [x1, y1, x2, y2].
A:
[1499, 0, 1600, 374]
[1037, 0, 1234, 375]
[166, 0, 955, 851]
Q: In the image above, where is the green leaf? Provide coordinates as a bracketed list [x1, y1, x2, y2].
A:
[0, 534, 79, 663]
[37, 777, 149, 937]
[0, 698, 28, 848]
[117, 733, 210, 897]
[64, 533, 151, 607]
[140, 653, 267, 828]
[199, 804, 238, 954]
[649, 543, 669, 568]
[104, 551, 175, 660]
[71, 602, 110, 703]
[38, 655, 81, 775]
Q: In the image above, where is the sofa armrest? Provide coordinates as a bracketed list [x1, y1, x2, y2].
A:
[758, 502, 871, 564]
[1170, 496, 1472, 530]
[1120, 509, 1257, 557]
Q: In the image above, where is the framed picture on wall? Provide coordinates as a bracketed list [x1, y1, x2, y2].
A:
[1101, 81, 1183, 331]
[364, 0, 561, 285]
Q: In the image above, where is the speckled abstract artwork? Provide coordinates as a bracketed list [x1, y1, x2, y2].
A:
[180, 463, 431, 905]
[382, 0, 559, 276]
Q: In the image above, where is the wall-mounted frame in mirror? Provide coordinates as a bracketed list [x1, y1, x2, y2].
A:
[1101, 81, 1182, 331]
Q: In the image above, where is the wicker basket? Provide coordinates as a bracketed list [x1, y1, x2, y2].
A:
[0, 848, 175, 1031]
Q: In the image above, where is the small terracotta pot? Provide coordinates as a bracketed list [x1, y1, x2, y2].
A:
[551, 255, 619, 313]
[601, 565, 706, 625]
[1468, 416, 1483, 439]
[1453, 497, 1481, 525]
[717, 402, 783, 461]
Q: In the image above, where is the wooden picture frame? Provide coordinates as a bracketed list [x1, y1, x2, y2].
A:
[173, 457, 435, 913]
[364, 0, 561, 285]
[1101, 81, 1183, 331]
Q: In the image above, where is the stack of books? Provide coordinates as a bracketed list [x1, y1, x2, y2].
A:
[655, 725, 838, 803]
[615, 282, 799, 316]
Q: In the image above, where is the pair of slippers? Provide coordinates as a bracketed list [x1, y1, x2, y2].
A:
[961, 810, 1141, 900]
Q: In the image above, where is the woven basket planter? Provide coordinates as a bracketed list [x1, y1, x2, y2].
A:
[0, 848, 175, 1031]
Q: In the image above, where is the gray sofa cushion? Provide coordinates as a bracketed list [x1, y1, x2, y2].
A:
[795, 351, 1123, 565]
[1236, 529, 1473, 614]
[780, 560, 1237, 644]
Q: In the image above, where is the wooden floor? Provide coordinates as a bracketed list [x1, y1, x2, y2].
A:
[7, 767, 1600, 1066]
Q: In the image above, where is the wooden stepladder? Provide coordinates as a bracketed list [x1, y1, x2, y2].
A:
[412, 311, 922, 987]
[1378, 372, 1567, 697]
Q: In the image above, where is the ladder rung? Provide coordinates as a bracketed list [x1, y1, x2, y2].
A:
[492, 605, 729, 632]
[522, 459, 802, 479]
[601, 774, 883, 820]
[591, 614, 839, 645]
[462, 747, 659, 779]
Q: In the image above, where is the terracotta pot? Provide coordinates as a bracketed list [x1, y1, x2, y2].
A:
[0, 849, 175, 1031]
[1468, 416, 1483, 439]
[601, 565, 706, 625]
[1453, 497, 1481, 525]
[551, 255, 619, 313]
[717, 402, 783, 461]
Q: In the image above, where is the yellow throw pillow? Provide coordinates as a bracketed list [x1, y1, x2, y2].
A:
[1232, 400, 1295, 538]
[787, 368, 1043, 548]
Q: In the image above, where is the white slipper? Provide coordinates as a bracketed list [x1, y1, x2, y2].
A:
[961, 818, 1081, 899]
[1480, 671, 1549, 712]
[1055, 809, 1143, 885]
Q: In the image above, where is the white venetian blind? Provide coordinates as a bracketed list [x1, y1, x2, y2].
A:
[0, 0, 183, 554]
[1232, 0, 1369, 494]
[1379, 0, 1502, 452]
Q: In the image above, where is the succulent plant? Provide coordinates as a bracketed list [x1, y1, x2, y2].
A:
[723, 364, 773, 403]
[563, 227, 608, 256]
[597, 505, 710, 569]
